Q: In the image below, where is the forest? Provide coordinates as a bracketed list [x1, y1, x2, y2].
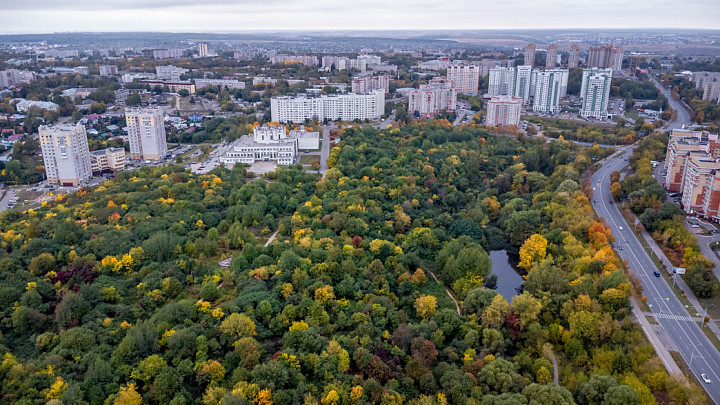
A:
[0, 122, 707, 404]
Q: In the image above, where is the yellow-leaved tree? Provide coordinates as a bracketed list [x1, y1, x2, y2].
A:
[519, 233, 548, 270]
[414, 295, 438, 320]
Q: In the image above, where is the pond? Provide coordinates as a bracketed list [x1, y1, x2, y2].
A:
[489, 250, 524, 300]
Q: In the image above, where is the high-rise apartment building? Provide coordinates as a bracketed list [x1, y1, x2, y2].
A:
[488, 66, 534, 104]
[524, 44, 536, 67]
[568, 44, 580, 68]
[509, 65, 534, 103]
[488, 67, 511, 96]
[532, 69, 566, 113]
[447, 62, 480, 95]
[408, 78, 457, 118]
[486, 96, 523, 128]
[664, 129, 720, 192]
[351, 75, 390, 95]
[587, 45, 623, 72]
[39, 123, 92, 186]
[99, 65, 118, 76]
[270, 90, 385, 123]
[125, 107, 168, 161]
[580, 68, 612, 119]
[546, 44, 558, 68]
[197, 43, 209, 57]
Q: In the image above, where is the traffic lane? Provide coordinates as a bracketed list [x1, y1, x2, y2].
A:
[593, 157, 720, 394]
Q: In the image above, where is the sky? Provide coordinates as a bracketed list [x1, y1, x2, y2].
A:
[1, 0, 719, 34]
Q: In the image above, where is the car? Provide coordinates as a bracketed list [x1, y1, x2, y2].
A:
[619, 246, 623, 250]
[593, 200, 597, 203]
[691, 224, 700, 228]
[701, 374, 711, 384]
[618, 226, 623, 231]
[654, 271, 661, 277]
[609, 200, 614, 204]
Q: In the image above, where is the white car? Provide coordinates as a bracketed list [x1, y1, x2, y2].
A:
[701, 374, 711, 384]
[618, 226, 623, 231]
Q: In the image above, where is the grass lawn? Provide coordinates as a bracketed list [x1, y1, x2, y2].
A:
[299, 155, 320, 165]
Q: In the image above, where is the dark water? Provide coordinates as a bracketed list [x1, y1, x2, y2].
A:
[489, 250, 524, 300]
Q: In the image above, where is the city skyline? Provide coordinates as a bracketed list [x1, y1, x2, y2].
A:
[1, 0, 718, 34]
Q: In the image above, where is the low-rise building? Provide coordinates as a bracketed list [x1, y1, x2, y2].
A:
[153, 49, 185, 59]
[14, 99, 59, 112]
[194, 78, 246, 90]
[73, 66, 90, 75]
[138, 80, 196, 94]
[220, 124, 319, 166]
[90, 147, 126, 173]
[156, 65, 189, 81]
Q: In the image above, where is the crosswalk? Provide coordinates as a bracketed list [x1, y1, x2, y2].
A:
[654, 313, 696, 322]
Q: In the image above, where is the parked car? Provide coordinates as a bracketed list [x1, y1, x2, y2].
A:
[654, 271, 661, 277]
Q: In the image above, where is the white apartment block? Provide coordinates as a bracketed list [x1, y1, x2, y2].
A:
[153, 49, 185, 59]
[351, 75, 390, 94]
[533, 69, 566, 114]
[221, 125, 319, 166]
[99, 65, 118, 76]
[194, 78, 246, 90]
[271, 55, 318, 66]
[197, 43, 209, 58]
[90, 147, 126, 173]
[271, 90, 385, 123]
[509, 66, 534, 103]
[39, 124, 92, 187]
[488, 67, 511, 96]
[693, 72, 720, 102]
[580, 68, 612, 119]
[0, 69, 36, 88]
[358, 55, 382, 65]
[447, 63, 480, 95]
[408, 78, 457, 118]
[156, 65, 188, 81]
[125, 107, 168, 161]
[486, 96, 523, 128]
[73, 66, 90, 75]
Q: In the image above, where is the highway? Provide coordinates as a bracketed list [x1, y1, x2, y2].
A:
[591, 75, 720, 401]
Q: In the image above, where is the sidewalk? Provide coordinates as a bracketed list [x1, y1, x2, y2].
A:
[639, 228, 720, 339]
[630, 297, 685, 380]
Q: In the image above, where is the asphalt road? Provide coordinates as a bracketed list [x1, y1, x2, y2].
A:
[593, 151, 720, 400]
[649, 73, 690, 131]
[590, 77, 720, 401]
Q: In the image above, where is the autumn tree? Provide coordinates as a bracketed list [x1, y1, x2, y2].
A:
[519, 234, 548, 270]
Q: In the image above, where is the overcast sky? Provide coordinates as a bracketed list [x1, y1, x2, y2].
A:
[1, 0, 719, 34]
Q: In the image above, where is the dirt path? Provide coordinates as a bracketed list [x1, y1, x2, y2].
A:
[551, 354, 559, 384]
[264, 229, 279, 247]
[426, 269, 461, 316]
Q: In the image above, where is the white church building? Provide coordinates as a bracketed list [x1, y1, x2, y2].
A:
[220, 124, 319, 166]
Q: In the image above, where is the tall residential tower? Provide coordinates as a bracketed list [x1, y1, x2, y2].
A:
[39, 123, 92, 186]
[125, 107, 168, 161]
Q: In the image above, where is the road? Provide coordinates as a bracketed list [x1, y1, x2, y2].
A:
[320, 125, 333, 174]
[589, 76, 720, 401]
[648, 73, 690, 131]
[593, 150, 720, 401]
